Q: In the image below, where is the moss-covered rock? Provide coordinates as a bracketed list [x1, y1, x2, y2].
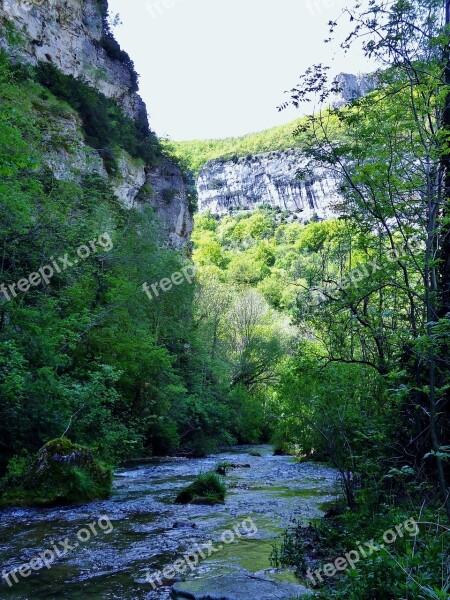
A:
[175, 472, 226, 505]
[0, 438, 112, 507]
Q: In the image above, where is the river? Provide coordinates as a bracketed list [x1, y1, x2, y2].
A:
[0, 445, 339, 599]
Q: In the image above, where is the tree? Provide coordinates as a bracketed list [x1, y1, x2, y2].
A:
[226, 291, 285, 388]
[280, 0, 450, 519]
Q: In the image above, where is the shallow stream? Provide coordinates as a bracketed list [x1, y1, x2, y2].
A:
[0, 445, 339, 599]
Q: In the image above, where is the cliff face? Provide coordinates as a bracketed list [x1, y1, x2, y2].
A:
[0, 0, 143, 119]
[197, 72, 373, 221]
[197, 149, 339, 221]
[0, 0, 193, 247]
[332, 72, 375, 108]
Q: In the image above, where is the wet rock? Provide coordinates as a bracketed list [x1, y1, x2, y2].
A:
[229, 482, 251, 490]
[171, 574, 312, 599]
[216, 462, 251, 475]
[172, 521, 197, 529]
[249, 452, 262, 457]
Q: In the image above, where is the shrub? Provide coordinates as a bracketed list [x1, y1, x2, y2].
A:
[175, 472, 226, 505]
[98, 34, 139, 92]
[270, 520, 307, 577]
[0, 439, 113, 506]
[95, 0, 139, 92]
[35, 62, 160, 167]
[162, 188, 178, 203]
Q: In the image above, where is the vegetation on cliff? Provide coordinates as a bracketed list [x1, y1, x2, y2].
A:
[0, 1, 448, 597]
[0, 49, 246, 492]
[35, 62, 158, 173]
[163, 116, 310, 176]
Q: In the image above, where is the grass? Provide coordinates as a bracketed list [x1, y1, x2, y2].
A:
[175, 472, 226, 505]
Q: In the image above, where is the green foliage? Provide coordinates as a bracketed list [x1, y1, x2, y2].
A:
[97, 33, 139, 92]
[35, 62, 159, 171]
[0, 439, 113, 506]
[229, 385, 267, 442]
[0, 50, 237, 489]
[175, 472, 226, 505]
[309, 504, 448, 600]
[270, 520, 307, 576]
[94, 0, 139, 91]
[163, 117, 310, 175]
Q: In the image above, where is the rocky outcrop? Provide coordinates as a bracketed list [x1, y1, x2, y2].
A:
[41, 110, 192, 246]
[197, 149, 339, 222]
[145, 158, 194, 248]
[0, 438, 112, 506]
[0, 0, 193, 247]
[197, 72, 375, 221]
[332, 72, 375, 108]
[0, 0, 144, 120]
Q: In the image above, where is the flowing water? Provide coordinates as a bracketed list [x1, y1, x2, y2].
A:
[0, 445, 339, 599]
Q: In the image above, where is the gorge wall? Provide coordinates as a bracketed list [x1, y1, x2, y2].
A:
[197, 149, 339, 221]
[197, 73, 373, 221]
[0, 0, 193, 247]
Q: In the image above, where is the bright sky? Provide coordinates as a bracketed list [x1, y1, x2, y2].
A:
[108, 0, 369, 141]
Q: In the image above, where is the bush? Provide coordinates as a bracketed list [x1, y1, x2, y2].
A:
[275, 499, 449, 600]
[35, 62, 160, 167]
[0, 439, 113, 506]
[175, 472, 226, 505]
[95, 0, 139, 92]
[98, 34, 139, 92]
[162, 188, 178, 203]
[270, 520, 307, 577]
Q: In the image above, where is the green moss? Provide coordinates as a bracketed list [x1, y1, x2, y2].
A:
[0, 438, 113, 507]
[175, 472, 226, 505]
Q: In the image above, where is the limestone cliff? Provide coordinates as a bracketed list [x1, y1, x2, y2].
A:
[0, 0, 143, 119]
[197, 72, 373, 221]
[332, 72, 375, 108]
[0, 0, 193, 247]
[197, 149, 339, 222]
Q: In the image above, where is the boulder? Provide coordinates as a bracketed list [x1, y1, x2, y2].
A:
[171, 574, 312, 599]
[175, 473, 226, 505]
[1, 438, 112, 506]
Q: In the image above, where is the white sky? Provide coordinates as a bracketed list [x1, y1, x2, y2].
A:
[108, 0, 370, 141]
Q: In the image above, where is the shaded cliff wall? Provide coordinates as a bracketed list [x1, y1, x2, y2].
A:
[0, 0, 193, 246]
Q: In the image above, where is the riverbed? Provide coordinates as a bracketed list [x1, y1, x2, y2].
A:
[0, 445, 339, 599]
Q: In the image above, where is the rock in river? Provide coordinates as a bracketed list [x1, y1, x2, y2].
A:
[171, 574, 312, 599]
